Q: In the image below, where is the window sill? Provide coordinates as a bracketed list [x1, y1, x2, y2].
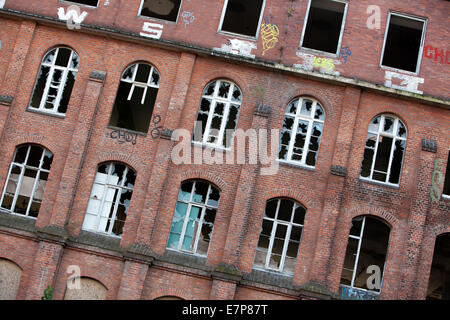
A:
[358, 177, 400, 189]
[380, 64, 420, 77]
[297, 46, 339, 59]
[27, 107, 66, 119]
[243, 268, 295, 290]
[277, 159, 316, 172]
[80, 228, 121, 239]
[137, 15, 178, 25]
[162, 248, 211, 271]
[107, 126, 148, 137]
[442, 194, 450, 201]
[217, 30, 259, 42]
[191, 141, 232, 153]
[0, 209, 37, 233]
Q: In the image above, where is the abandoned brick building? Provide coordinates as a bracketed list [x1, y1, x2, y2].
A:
[0, 0, 448, 300]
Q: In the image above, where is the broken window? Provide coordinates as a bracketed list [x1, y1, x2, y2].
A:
[193, 80, 241, 149]
[381, 13, 426, 73]
[278, 97, 325, 167]
[426, 233, 450, 300]
[29, 47, 79, 115]
[82, 163, 137, 237]
[109, 63, 160, 134]
[139, 0, 182, 22]
[300, 0, 347, 55]
[0, 145, 54, 218]
[360, 115, 407, 185]
[64, 0, 98, 6]
[253, 198, 306, 275]
[219, 0, 265, 38]
[443, 151, 450, 198]
[167, 181, 221, 256]
[340, 216, 390, 295]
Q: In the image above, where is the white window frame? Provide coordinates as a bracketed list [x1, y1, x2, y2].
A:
[137, 0, 184, 24]
[167, 182, 219, 256]
[299, 0, 349, 57]
[278, 97, 325, 169]
[193, 80, 242, 150]
[29, 47, 79, 116]
[360, 114, 407, 187]
[0, 145, 52, 219]
[379, 11, 427, 75]
[254, 199, 304, 274]
[341, 216, 390, 294]
[217, 0, 267, 40]
[121, 63, 160, 105]
[82, 163, 135, 238]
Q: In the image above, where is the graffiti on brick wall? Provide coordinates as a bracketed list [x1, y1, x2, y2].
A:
[430, 158, 445, 204]
[213, 39, 257, 59]
[260, 16, 279, 56]
[340, 47, 352, 63]
[58, 5, 88, 30]
[424, 45, 450, 65]
[294, 51, 341, 76]
[384, 70, 424, 94]
[151, 114, 163, 139]
[110, 129, 138, 145]
[339, 286, 379, 300]
[140, 22, 164, 40]
[181, 11, 195, 28]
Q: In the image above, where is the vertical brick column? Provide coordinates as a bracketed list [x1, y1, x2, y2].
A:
[25, 240, 65, 300]
[134, 52, 196, 248]
[310, 87, 361, 285]
[221, 105, 271, 267]
[209, 278, 237, 300]
[398, 139, 437, 299]
[43, 71, 107, 229]
[116, 258, 151, 300]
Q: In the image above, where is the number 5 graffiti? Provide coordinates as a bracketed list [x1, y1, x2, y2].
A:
[430, 159, 444, 204]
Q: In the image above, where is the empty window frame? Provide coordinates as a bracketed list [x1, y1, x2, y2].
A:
[278, 97, 325, 167]
[300, 0, 348, 55]
[167, 181, 221, 256]
[219, 0, 266, 38]
[360, 115, 407, 186]
[139, 0, 182, 22]
[29, 47, 80, 115]
[109, 63, 160, 134]
[443, 151, 450, 198]
[254, 198, 306, 274]
[0, 145, 54, 218]
[193, 80, 242, 149]
[426, 233, 450, 300]
[62, 0, 98, 7]
[381, 13, 427, 73]
[82, 163, 137, 237]
[340, 216, 391, 294]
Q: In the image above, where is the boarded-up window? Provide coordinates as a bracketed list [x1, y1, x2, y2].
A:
[0, 259, 22, 300]
[64, 278, 107, 300]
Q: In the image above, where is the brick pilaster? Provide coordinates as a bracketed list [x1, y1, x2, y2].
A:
[116, 259, 150, 300]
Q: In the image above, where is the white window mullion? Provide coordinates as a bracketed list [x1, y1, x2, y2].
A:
[179, 203, 192, 251]
[350, 218, 366, 288]
[52, 68, 68, 113]
[287, 117, 300, 162]
[279, 222, 291, 272]
[385, 120, 400, 182]
[39, 66, 56, 110]
[193, 206, 206, 254]
[107, 188, 122, 235]
[301, 119, 314, 165]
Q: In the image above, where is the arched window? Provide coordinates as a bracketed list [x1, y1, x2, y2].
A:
[360, 114, 407, 185]
[82, 163, 137, 237]
[167, 180, 221, 256]
[29, 47, 79, 115]
[193, 80, 242, 149]
[0, 259, 22, 300]
[64, 277, 107, 300]
[340, 216, 391, 299]
[0, 145, 54, 218]
[426, 233, 450, 300]
[254, 198, 306, 274]
[278, 97, 325, 167]
[109, 62, 160, 133]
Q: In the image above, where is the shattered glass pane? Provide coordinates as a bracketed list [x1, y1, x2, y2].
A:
[178, 182, 193, 202]
[369, 116, 381, 133]
[14, 146, 29, 164]
[300, 99, 313, 117]
[214, 102, 225, 116]
[397, 121, 407, 138]
[314, 105, 325, 120]
[293, 205, 306, 225]
[383, 117, 395, 134]
[27, 146, 43, 168]
[136, 64, 151, 83]
[55, 48, 71, 67]
[30, 66, 50, 109]
[389, 139, 405, 184]
[264, 199, 277, 219]
[207, 186, 220, 207]
[200, 98, 211, 112]
[42, 150, 54, 171]
[204, 81, 216, 96]
[58, 70, 76, 114]
[232, 86, 242, 102]
[278, 199, 293, 222]
[306, 151, 317, 166]
[192, 182, 208, 204]
[43, 49, 56, 64]
[122, 65, 136, 81]
[70, 53, 80, 69]
[223, 104, 239, 147]
[374, 136, 393, 176]
[218, 81, 231, 99]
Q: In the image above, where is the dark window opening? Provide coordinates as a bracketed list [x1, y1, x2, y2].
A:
[340, 217, 390, 292]
[382, 14, 425, 73]
[443, 151, 450, 197]
[139, 0, 182, 22]
[220, 0, 264, 37]
[301, 0, 346, 54]
[109, 63, 160, 134]
[65, 0, 99, 6]
[426, 234, 450, 300]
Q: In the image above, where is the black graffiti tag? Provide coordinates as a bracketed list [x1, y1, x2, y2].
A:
[151, 114, 163, 139]
[110, 129, 137, 145]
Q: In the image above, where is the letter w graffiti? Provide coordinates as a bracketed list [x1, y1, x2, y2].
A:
[58, 6, 88, 30]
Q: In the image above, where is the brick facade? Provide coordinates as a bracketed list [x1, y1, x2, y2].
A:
[0, 0, 448, 300]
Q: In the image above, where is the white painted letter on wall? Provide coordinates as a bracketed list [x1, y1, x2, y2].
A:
[140, 22, 164, 40]
[214, 39, 257, 59]
[58, 6, 88, 30]
[384, 70, 424, 94]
